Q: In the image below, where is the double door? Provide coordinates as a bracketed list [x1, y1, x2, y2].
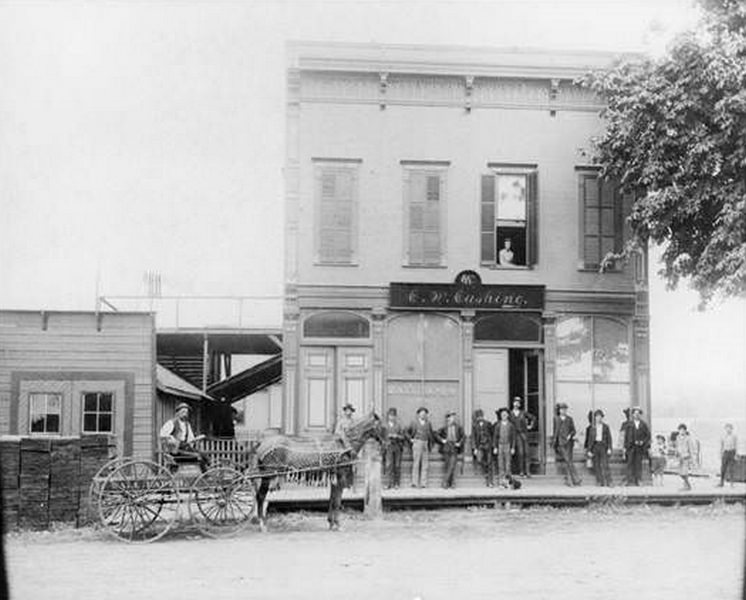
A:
[300, 346, 372, 432]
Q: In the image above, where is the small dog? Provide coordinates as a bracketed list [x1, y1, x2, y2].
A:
[506, 475, 522, 490]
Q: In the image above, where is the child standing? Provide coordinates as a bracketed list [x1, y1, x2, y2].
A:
[718, 423, 738, 487]
[649, 434, 667, 487]
[675, 424, 697, 491]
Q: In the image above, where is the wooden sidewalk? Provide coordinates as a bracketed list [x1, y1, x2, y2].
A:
[265, 476, 746, 512]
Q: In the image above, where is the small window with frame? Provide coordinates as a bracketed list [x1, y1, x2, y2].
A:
[29, 393, 62, 435]
[82, 392, 114, 434]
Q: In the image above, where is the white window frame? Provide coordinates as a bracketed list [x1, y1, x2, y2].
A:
[28, 392, 63, 435]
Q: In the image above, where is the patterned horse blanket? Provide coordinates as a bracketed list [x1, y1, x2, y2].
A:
[255, 434, 354, 486]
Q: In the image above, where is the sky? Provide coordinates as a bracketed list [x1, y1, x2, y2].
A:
[0, 0, 743, 417]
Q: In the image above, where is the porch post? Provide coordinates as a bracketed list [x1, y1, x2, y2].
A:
[461, 310, 475, 438]
[371, 308, 386, 415]
[542, 313, 557, 467]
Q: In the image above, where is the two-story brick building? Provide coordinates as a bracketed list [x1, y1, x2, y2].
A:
[282, 42, 650, 472]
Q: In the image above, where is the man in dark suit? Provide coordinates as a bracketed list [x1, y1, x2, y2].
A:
[471, 409, 494, 486]
[508, 396, 535, 477]
[625, 406, 651, 486]
[552, 402, 581, 486]
[382, 407, 406, 489]
[436, 412, 465, 489]
[587, 409, 613, 486]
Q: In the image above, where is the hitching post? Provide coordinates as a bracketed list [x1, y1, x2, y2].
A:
[363, 438, 383, 518]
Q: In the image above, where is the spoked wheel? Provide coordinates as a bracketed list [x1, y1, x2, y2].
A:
[98, 460, 179, 543]
[190, 467, 256, 538]
[88, 457, 134, 520]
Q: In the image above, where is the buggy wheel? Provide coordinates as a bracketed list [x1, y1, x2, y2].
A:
[190, 467, 256, 538]
[88, 458, 135, 518]
[98, 460, 179, 543]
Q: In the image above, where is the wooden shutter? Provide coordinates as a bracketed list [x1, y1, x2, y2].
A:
[317, 166, 356, 264]
[527, 170, 538, 266]
[580, 173, 601, 269]
[406, 171, 442, 266]
[480, 174, 496, 263]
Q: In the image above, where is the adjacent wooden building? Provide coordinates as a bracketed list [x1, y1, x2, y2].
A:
[0, 310, 156, 457]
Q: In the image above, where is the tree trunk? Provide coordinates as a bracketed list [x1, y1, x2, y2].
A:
[363, 438, 383, 519]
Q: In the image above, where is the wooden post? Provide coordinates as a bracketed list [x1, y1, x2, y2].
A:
[363, 438, 383, 518]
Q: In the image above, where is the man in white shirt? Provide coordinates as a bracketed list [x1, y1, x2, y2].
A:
[159, 403, 208, 472]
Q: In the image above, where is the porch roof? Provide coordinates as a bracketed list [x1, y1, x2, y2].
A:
[156, 364, 215, 402]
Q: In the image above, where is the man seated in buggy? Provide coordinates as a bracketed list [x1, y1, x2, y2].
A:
[159, 402, 209, 473]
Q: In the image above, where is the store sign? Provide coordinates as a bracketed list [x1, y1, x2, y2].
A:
[390, 278, 544, 311]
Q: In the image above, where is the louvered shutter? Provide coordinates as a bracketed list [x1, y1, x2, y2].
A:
[480, 174, 496, 263]
[317, 166, 356, 264]
[581, 173, 601, 269]
[527, 170, 539, 266]
[407, 171, 442, 266]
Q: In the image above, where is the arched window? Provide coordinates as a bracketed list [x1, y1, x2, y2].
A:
[303, 312, 370, 339]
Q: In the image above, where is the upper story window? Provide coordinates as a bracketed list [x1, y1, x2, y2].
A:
[29, 392, 61, 434]
[402, 162, 448, 267]
[313, 159, 361, 265]
[481, 165, 538, 268]
[82, 392, 114, 434]
[577, 169, 623, 270]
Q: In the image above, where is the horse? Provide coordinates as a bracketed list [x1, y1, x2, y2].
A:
[253, 411, 382, 531]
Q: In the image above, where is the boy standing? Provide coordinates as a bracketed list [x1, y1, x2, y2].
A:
[408, 407, 434, 488]
[675, 423, 697, 491]
[718, 423, 738, 487]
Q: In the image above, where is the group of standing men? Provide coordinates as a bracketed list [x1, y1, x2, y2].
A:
[375, 396, 535, 489]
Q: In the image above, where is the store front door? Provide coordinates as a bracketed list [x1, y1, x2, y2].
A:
[299, 346, 372, 432]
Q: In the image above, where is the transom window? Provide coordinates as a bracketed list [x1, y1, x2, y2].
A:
[481, 166, 538, 267]
[29, 393, 62, 434]
[82, 392, 114, 433]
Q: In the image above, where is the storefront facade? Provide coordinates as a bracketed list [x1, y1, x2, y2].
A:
[282, 42, 650, 471]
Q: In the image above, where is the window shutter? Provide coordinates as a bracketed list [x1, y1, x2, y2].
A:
[581, 173, 601, 269]
[317, 166, 356, 264]
[406, 171, 442, 266]
[480, 174, 496, 263]
[527, 170, 538, 266]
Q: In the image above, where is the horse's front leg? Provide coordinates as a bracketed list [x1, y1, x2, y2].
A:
[256, 476, 270, 532]
[327, 475, 343, 531]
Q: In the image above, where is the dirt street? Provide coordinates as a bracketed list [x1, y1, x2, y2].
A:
[5, 504, 745, 600]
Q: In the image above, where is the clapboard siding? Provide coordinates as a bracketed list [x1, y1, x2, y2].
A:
[0, 311, 155, 458]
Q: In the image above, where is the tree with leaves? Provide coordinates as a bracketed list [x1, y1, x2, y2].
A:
[583, 0, 746, 306]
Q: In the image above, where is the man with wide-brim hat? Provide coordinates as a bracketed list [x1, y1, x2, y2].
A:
[551, 401, 581, 486]
[408, 406, 434, 488]
[159, 402, 208, 472]
[624, 405, 651, 486]
[334, 403, 357, 448]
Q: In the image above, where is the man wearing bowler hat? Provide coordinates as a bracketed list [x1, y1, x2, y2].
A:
[436, 411, 465, 489]
[407, 407, 435, 488]
[159, 402, 208, 472]
[552, 402, 581, 486]
[624, 406, 651, 486]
